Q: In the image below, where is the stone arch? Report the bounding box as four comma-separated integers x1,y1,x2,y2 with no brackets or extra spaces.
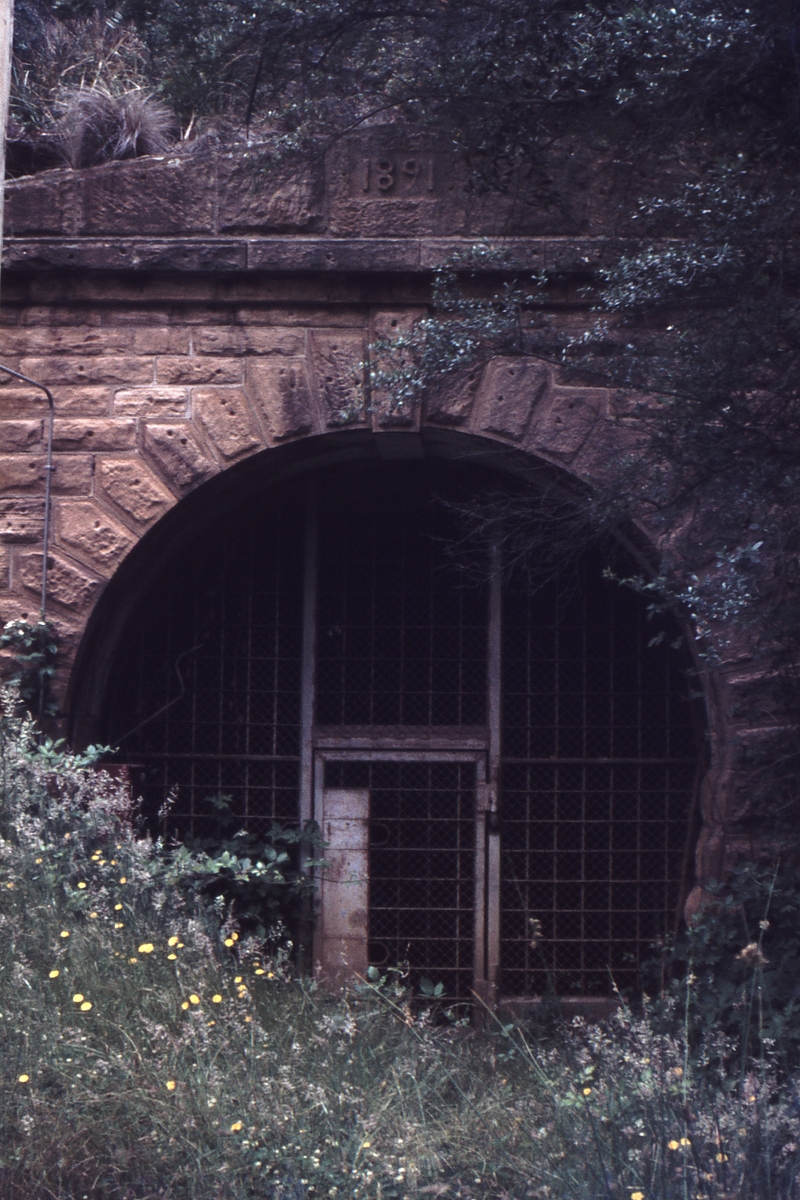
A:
66,419,660,744
66,424,712,1000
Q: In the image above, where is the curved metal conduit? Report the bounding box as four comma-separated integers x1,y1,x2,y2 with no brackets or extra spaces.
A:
0,364,55,618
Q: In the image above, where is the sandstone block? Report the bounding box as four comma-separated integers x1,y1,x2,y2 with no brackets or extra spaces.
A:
97,459,174,525
143,424,217,492
217,157,324,233
114,387,188,417
51,457,94,495
310,331,366,427
132,328,191,356
78,156,216,237
0,499,44,543
0,386,110,418
532,388,605,459
156,357,243,386
2,325,185,357
369,310,422,428
192,327,304,356
192,388,261,460
53,419,136,452
0,421,42,451
246,359,316,440
478,358,549,441
0,456,47,491
4,171,81,237
426,367,482,426
56,501,134,571
19,357,153,386
19,552,100,611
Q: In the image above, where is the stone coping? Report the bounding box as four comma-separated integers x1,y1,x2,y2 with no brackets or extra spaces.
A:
2,235,630,274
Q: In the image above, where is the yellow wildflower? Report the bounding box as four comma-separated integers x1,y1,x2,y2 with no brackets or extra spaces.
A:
167,953,177,961
72,993,84,1003
212,994,223,1004
114,922,124,929
114,904,123,911
230,1121,243,1132
583,1087,592,1096
77,882,87,890
230,932,239,941
681,1137,691,1146
244,1015,252,1023
80,1001,92,1011
177,942,185,948
254,968,265,976
166,1080,176,1091
716,1153,728,1163
5,882,13,889
234,976,243,984
18,1074,29,1083
668,1140,680,1150
189,994,200,1005
181,1001,189,1010
60,930,69,938
48,969,59,979
224,938,235,947
35,857,43,864
89,912,98,919
119,877,127,884
631,1193,644,1200
138,943,154,954
129,957,138,963
168,936,179,946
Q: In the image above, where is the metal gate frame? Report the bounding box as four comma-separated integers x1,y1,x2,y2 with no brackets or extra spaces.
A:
313,748,499,1003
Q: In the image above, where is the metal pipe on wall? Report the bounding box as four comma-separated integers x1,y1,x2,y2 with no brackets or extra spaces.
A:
0,364,55,618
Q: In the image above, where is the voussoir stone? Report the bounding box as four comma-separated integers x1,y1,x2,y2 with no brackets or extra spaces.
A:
310,331,366,427
97,459,174,525
246,359,316,440
18,551,99,611
478,357,550,442
143,423,217,491
192,388,261,460
56,501,134,572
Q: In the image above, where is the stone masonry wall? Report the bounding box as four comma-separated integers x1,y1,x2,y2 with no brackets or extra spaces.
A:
0,134,781,911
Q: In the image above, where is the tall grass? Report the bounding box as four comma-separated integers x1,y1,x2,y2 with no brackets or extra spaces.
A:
0,692,797,1199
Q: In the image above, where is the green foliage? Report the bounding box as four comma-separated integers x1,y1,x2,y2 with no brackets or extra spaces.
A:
655,861,800,1069
0,686,798,1196
0,619,59,718
174,792,324,940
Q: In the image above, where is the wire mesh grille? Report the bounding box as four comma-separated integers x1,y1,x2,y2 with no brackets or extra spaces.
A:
103,486,305,838
325,760,476,1001
500,553,699,995
316,466,487,727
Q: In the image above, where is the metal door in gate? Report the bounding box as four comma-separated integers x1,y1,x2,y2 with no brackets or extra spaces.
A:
314,751,498,1003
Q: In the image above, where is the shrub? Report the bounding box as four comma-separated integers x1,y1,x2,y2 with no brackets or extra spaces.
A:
0,687,798,1198
54,86,178,168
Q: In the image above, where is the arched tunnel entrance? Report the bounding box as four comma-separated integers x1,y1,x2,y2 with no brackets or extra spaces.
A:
70,438,704,1003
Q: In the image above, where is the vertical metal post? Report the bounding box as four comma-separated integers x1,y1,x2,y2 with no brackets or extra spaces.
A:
0,365,56,618
485,543,502,1000
297,478,318,973
299,478,317,828
475,543,502,1014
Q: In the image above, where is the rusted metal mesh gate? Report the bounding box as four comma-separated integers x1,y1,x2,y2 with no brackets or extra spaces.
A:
104,462,700,998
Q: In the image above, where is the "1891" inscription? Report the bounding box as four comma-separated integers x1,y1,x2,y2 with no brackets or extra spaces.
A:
353,155,436,198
